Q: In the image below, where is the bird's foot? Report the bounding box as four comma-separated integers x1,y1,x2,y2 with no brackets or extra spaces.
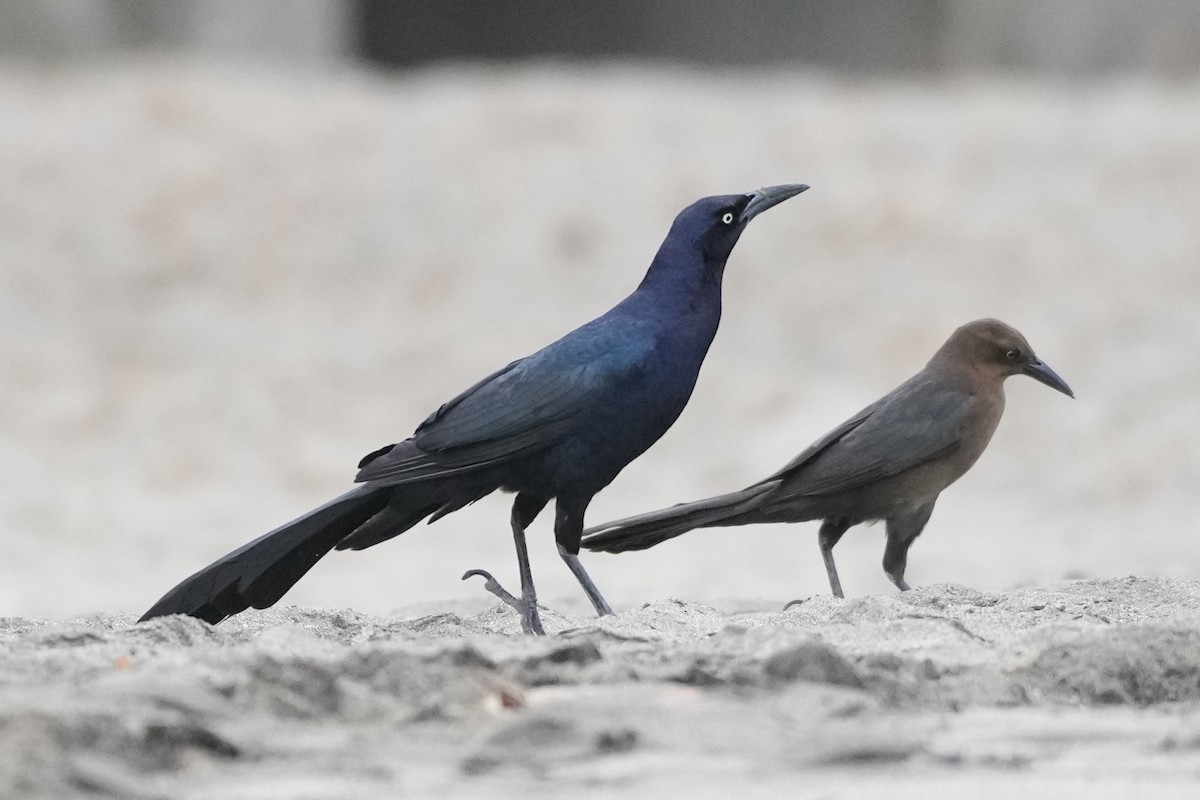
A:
462,569,546,635
783,589,844,610
461,568,520,606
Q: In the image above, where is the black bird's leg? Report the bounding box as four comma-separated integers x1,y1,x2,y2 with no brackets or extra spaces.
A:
786,517,851,608
882,502,936,592
555,497,614,617
462,493,549,634
817,517,852,599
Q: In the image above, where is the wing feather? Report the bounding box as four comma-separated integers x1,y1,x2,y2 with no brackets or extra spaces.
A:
356,337,652,485
764,374,975,498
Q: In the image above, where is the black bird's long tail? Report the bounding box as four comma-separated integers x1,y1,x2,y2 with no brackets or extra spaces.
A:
139,485,392,624
581,482,779,553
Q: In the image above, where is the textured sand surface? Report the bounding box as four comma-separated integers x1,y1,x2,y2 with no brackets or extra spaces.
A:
1,60,1199,796
4,579,1200,798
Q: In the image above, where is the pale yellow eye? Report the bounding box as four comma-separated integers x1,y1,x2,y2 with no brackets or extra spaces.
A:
721,212,734,224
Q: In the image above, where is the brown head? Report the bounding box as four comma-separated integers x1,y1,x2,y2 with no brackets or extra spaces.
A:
932,318,1074,397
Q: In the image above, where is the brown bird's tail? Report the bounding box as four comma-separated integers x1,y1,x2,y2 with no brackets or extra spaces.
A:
581,483,778,553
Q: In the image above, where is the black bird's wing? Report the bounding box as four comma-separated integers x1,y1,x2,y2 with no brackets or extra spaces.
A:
357,339,651,485
763,376,975,498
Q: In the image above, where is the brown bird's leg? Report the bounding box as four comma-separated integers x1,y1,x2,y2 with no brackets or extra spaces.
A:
462,493,550,634
785,516,850,608
882,502,936,592
554,497,614,617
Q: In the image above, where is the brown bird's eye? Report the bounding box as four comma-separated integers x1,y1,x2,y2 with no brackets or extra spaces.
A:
1005,350,1020,360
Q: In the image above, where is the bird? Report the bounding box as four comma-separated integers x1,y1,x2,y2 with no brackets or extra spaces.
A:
138,184,809,634
581,319,1073,600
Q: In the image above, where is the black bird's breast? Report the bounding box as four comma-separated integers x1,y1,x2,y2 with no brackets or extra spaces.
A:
505,306,718,497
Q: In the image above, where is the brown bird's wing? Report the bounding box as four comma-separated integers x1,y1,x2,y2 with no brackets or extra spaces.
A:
759,374,975,498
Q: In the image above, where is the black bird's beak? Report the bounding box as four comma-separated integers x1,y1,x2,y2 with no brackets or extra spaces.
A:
740,184,809,223
1022,359,1074,398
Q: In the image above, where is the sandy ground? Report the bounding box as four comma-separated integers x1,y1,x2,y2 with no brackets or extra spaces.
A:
1,59,1200,796
5,578,1200,798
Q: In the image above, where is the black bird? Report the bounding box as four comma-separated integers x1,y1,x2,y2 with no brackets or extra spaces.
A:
581,319,1073,599
139,184,809,634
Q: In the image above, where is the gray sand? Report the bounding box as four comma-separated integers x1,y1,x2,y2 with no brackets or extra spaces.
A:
2,61,1200,796
4,579,1200,798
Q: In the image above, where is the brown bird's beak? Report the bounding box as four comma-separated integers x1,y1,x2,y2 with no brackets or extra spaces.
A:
1022,359,1074,398
739,184,809,223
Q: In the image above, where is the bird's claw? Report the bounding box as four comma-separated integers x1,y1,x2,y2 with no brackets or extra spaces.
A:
783,598,805,610
462,568,545,635
462,568,521,608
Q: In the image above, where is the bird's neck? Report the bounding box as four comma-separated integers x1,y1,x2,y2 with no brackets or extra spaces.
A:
635,238,726,304
927,346,1008,407
627,273,723,336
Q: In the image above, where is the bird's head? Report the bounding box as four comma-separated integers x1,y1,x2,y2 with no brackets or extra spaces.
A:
950,318,1074,397
665,184,809,266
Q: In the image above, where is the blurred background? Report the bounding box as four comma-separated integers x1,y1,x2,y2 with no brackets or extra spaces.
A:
6,0,1200,72
1,1,1198,618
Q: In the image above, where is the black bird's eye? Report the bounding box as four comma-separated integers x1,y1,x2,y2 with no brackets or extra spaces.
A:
720,212,734,225
1005,349,1020,361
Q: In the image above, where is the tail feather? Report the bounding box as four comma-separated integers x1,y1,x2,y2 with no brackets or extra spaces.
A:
329,504,435,553
333,483,492,551
581,482,778,553
139,485,389,624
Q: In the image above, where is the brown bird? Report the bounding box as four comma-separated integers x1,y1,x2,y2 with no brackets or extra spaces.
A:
581,319,1073,599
